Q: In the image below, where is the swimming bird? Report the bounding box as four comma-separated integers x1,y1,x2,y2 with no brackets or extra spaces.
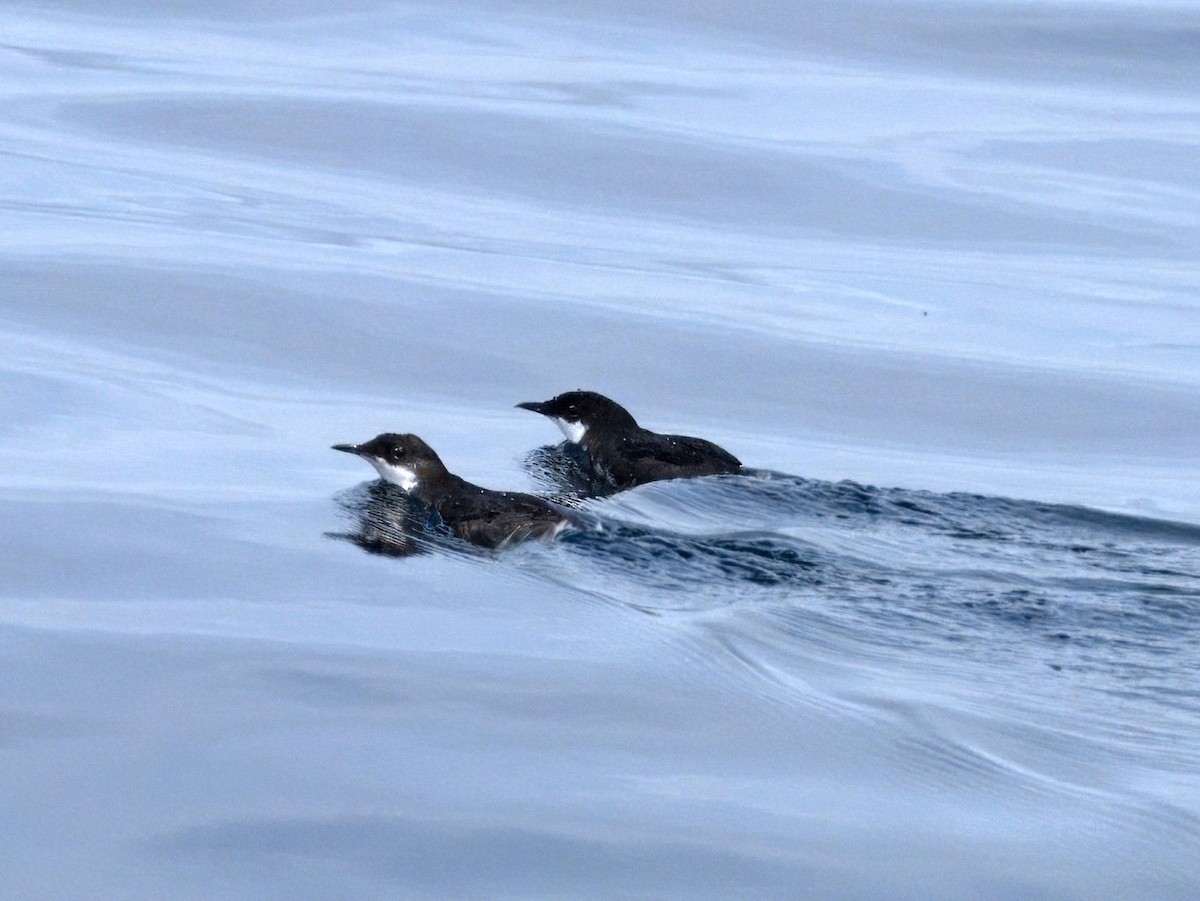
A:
333,433,570,549
516,390,742,491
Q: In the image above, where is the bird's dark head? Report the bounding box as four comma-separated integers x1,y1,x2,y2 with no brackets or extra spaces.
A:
516,390,638,444
332,433,448,491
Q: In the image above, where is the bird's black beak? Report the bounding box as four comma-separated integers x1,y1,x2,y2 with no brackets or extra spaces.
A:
516,401,547,415
332,443,363,455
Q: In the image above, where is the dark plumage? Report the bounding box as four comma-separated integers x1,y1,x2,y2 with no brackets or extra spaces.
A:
332,433,569,549
516,390,742,491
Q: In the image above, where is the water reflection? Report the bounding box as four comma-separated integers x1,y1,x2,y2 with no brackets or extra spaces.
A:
329,482,438,558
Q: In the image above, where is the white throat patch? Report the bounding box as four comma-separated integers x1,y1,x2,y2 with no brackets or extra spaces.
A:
554,418,587,444
368,458,419,491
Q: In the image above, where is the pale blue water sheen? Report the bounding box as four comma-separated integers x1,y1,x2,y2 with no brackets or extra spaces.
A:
2,1,1199,898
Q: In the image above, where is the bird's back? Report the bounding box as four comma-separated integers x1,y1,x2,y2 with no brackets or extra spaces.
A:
432,477,569,548
594,429,741,489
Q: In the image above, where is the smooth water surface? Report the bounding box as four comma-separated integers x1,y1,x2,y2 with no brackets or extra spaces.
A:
2,1,1199,897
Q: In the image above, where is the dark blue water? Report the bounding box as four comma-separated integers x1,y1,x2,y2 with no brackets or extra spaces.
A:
339,456,1200,716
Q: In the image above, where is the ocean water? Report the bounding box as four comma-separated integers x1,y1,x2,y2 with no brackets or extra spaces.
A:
2,1,1199,897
